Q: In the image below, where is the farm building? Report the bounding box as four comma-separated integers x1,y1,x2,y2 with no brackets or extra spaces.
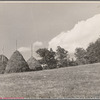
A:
5,50,30,73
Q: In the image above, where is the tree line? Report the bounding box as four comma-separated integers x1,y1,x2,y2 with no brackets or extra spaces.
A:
75,37,100,65
36,46,77,70
35,37,100,70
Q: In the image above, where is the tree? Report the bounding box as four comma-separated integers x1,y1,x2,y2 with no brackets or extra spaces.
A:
36,48,48,65
93,38,100,62
86,38,100,64
74,48,88,65
36,48,57,69
86,43,97,63
56,46,69,67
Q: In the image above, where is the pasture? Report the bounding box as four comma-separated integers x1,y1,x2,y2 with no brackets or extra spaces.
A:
0,63,100,98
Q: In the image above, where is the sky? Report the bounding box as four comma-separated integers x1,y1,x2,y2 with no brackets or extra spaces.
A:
0,2,100,60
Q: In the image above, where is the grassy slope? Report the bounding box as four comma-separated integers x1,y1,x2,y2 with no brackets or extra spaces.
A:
0,63,100,98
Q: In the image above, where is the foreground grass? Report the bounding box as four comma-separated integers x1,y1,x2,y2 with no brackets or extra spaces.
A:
0,63,100,98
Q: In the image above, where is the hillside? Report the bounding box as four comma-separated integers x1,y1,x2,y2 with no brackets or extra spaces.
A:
0,63,100,98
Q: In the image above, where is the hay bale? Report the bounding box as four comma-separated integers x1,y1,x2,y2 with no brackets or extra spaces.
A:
27,56,42,71
0,55,8,74
5,50,30,73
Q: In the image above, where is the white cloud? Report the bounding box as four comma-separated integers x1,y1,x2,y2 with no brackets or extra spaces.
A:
18,41,43,53
48,14,100,53
33,41,43,47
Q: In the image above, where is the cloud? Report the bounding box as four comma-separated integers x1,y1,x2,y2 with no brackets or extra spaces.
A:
33,41,43,47
18,41,43,52
48,14,100,53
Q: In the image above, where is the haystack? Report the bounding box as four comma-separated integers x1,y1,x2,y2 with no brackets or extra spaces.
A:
5,50,30,73
27,56,42,71
0,55,8,74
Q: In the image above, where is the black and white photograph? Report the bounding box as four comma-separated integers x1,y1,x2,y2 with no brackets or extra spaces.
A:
0,1,100,99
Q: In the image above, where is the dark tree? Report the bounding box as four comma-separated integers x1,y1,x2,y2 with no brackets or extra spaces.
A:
86,38,100,63
56,46,69,67
36,48,57,69
74,48,88,65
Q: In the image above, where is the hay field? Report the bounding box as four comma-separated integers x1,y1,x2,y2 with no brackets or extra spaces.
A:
0,63,100,98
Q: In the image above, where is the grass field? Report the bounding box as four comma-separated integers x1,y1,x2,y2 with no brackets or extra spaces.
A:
0,63,100,98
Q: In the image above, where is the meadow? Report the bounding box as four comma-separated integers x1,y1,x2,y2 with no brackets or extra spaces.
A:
0,63,100,98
